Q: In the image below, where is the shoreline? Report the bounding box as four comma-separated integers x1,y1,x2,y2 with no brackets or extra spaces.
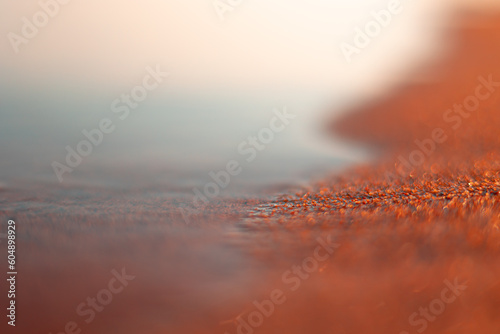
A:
2,8,500,334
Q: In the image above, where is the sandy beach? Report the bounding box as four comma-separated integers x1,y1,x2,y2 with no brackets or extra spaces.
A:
1,5,500,334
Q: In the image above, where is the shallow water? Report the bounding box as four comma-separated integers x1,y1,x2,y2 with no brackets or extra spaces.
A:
0,87,368,198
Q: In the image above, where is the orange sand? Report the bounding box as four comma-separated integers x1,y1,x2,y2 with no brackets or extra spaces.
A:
243,10,500,334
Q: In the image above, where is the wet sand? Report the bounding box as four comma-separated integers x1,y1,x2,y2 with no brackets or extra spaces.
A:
2,10,500,334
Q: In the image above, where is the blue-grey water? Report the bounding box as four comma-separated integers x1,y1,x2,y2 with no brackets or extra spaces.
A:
0,84,368,197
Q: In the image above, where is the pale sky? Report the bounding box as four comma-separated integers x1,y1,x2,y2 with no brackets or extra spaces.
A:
1,0,499,96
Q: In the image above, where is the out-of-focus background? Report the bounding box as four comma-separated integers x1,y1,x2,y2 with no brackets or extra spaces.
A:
2,0,497,193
